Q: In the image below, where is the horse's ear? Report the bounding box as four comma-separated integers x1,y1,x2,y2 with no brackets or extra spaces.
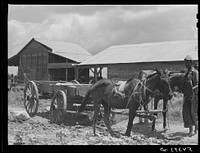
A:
184,71,189,79
156,68,161,76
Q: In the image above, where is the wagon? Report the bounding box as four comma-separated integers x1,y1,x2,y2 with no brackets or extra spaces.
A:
24,80,93,124
24,79,166,125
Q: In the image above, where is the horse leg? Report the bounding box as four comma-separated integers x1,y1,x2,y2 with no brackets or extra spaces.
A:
152,97,159,132
162,97,168,130
138,106,143,123
93,103,101,136
144,104,149,123
101,102,116,136
125,99,140,137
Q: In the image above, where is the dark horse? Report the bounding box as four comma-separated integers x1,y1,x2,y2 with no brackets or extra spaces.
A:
77,70,173,137
151,70,194,131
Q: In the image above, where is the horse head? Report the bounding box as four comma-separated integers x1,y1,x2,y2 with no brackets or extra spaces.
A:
155,69,173,100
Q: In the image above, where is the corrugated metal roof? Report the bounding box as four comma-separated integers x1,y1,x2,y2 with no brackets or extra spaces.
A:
35,38,92,62
79,40,198,66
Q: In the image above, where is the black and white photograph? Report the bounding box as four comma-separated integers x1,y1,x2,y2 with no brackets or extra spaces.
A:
7,4,198,147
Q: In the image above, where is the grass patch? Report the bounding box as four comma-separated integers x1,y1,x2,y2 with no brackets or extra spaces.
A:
8,90,24,108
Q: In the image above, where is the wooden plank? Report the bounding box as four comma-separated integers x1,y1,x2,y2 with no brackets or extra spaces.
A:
111,109,167,115
136,109,168,113
65,110,88,116
47,63,73,69
73,103,93,107
135,114,157,121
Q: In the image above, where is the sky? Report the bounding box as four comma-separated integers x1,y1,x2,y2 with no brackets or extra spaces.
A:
8,5,197,74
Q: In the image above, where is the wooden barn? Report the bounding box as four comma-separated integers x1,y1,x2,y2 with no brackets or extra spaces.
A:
78,40,198,82
8,38,92,83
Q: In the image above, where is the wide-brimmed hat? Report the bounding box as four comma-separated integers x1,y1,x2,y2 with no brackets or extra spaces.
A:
184,55,193,61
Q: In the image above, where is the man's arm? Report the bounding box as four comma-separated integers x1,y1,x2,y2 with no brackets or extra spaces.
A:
193,70,198,86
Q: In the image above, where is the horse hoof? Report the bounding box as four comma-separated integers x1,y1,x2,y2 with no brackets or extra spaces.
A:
122,132,130,137
152,129,157,133
188,132,195,137
163,127,168,131
111,132,120,138
93,133,99,137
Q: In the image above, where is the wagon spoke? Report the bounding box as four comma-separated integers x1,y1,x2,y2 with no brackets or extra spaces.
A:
57,95,61,109
27,84,31,92
31,85,34,94
25,91,31,97
27,102,32,113
57,94,60,105
26,100,31,109
60,97,64,109
28,83,32,94
26,85,32,95
50,110,54,123
54,99,57,109
31,83,34,95
31,100,36,113
30,102,33,113
26,88,31,95
54,110,59,123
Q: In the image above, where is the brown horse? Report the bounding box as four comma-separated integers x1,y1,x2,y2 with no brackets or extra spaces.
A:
152,70,194,131
78,69,173,137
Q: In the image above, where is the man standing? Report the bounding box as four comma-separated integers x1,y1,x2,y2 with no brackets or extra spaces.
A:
183,55,198,136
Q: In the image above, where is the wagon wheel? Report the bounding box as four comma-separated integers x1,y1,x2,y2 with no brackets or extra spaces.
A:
24,81,39,117
71,80,80,84
50,90,67,125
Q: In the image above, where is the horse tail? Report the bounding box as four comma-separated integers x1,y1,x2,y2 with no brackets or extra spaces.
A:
78,89,91,113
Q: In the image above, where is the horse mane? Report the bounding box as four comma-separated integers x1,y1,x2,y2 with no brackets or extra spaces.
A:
126,77,134,83
146,72,157,79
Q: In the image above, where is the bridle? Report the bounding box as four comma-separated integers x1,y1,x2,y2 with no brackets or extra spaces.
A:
124,74,163,109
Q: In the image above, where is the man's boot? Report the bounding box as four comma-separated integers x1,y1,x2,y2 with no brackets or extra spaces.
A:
194,123,198,134
188,126,194,137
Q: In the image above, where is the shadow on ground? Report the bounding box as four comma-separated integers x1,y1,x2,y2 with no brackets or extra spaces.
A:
130,122,189,141
36,111,92,126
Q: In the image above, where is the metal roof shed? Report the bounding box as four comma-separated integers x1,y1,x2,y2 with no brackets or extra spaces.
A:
78,40,198,81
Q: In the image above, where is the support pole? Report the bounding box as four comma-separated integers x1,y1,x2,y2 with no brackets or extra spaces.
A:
94,67,98,82
75,66,79,81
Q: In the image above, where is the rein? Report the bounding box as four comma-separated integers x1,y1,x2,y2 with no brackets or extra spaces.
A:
124,77,158,110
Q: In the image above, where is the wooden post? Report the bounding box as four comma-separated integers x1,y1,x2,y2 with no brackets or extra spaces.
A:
36,53,38,80
94,67,97,82
65,68,68,81
75,66,79,81
100,68,102,78
41,53,43,80
97,68,102,78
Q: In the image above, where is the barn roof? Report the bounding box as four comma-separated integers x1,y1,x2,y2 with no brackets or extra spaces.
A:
34,38,92,63
79,40,198,66
8,38,92,66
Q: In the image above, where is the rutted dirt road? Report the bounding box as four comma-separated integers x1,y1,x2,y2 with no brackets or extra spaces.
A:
8,90,198,146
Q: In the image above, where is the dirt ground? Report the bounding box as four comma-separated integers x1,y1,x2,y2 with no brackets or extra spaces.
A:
7,89,198,146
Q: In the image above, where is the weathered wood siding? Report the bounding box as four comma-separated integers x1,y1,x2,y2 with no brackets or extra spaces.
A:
108,61,187,82
18,39,89,83
19,40,49,82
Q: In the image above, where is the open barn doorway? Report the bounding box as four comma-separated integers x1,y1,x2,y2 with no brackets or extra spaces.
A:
48,68,66,81
67,68,75,81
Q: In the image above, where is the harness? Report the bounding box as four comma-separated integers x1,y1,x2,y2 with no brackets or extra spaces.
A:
124,78,158,110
